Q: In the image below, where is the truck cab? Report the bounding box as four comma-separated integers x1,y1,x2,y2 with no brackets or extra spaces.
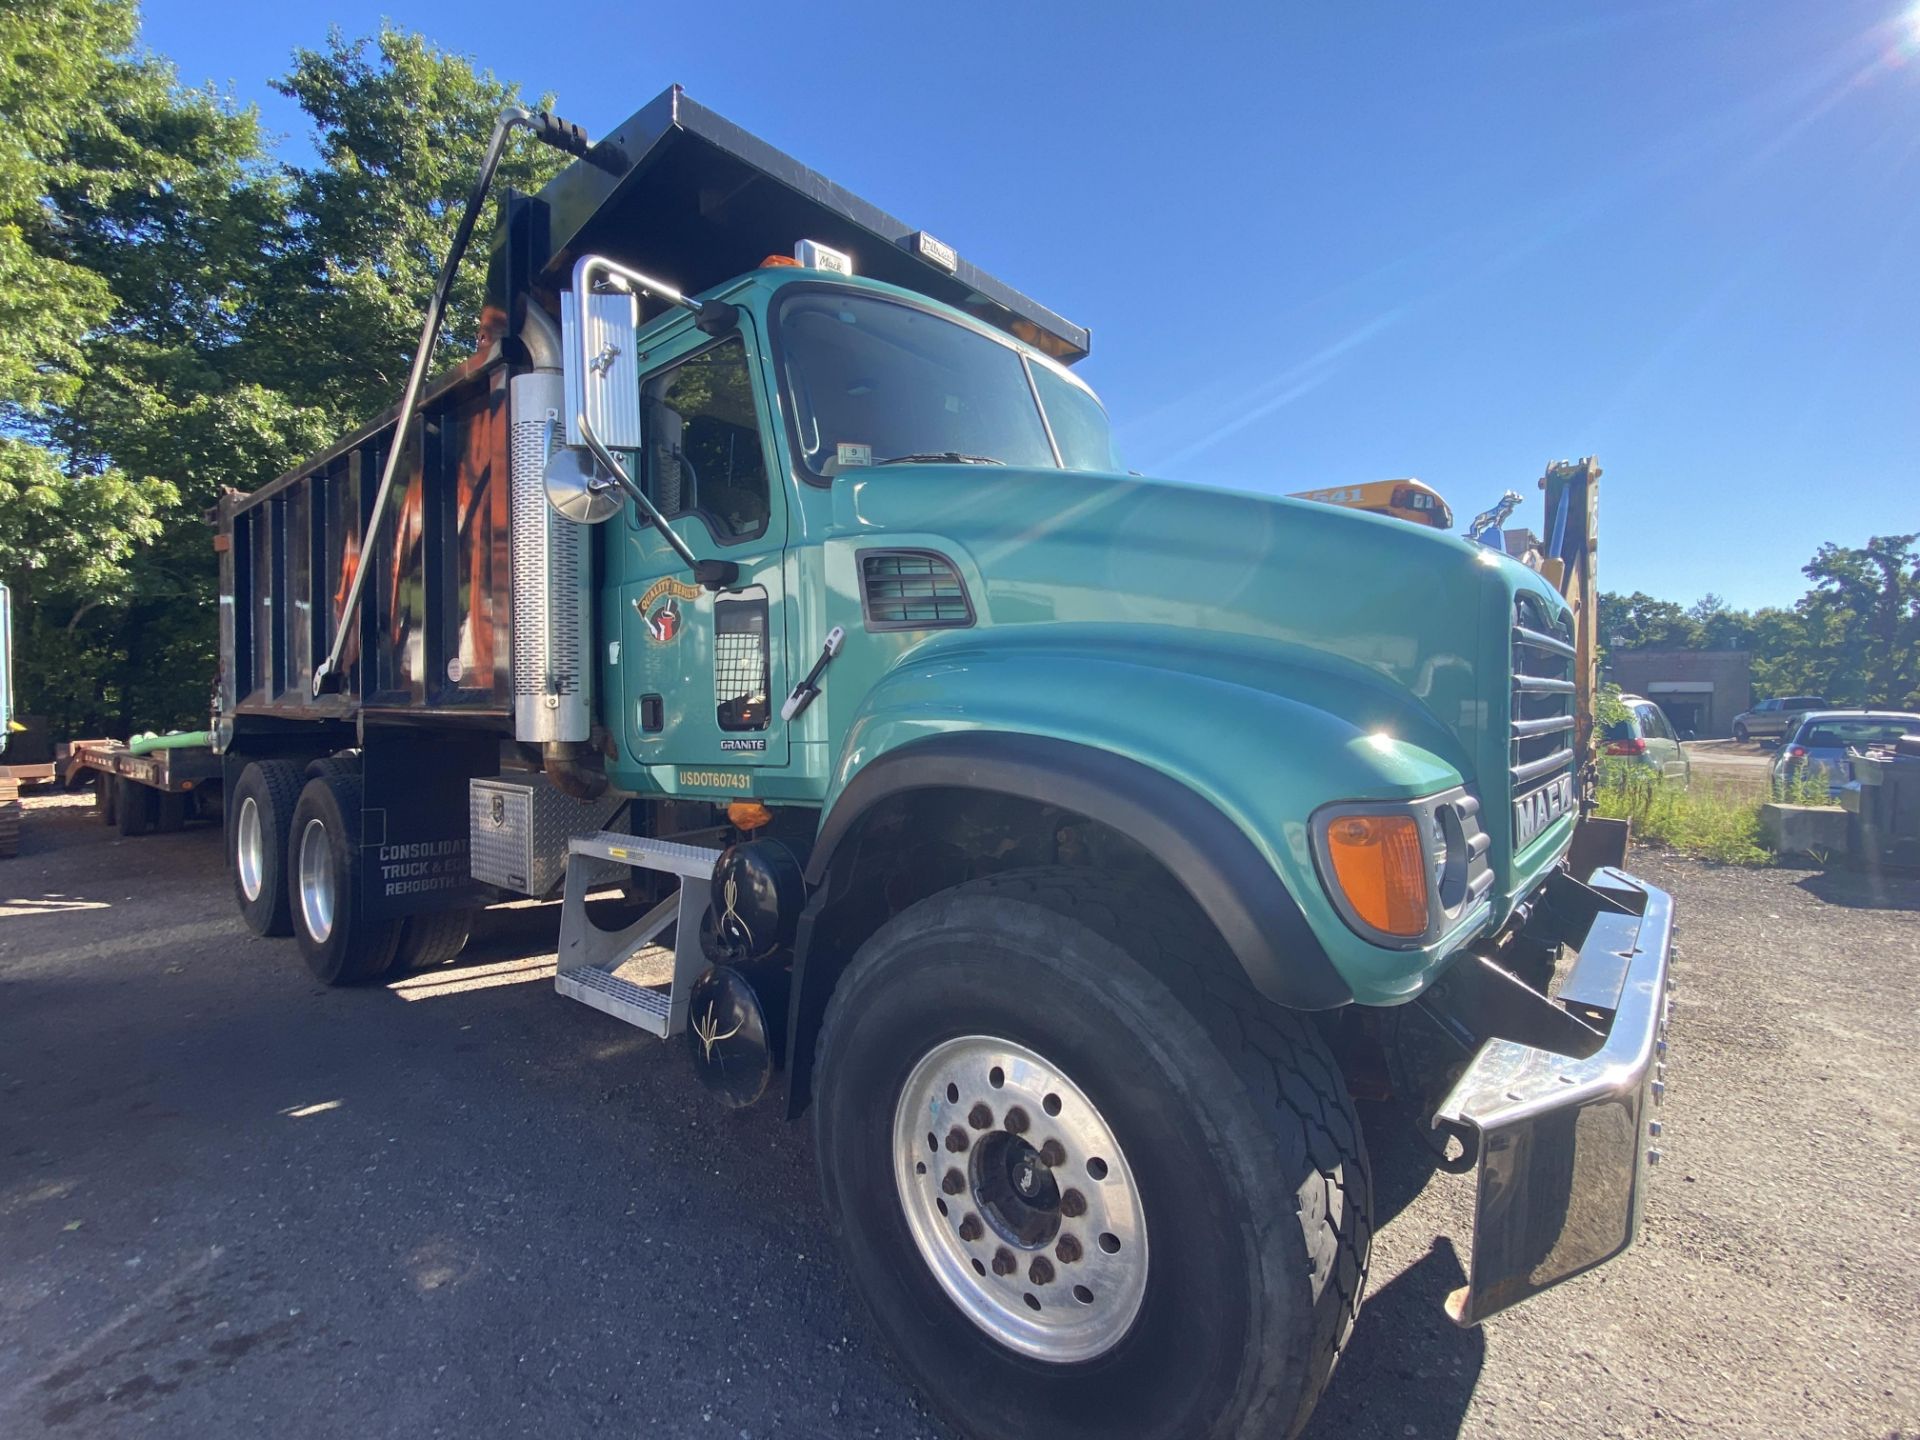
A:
217,86,1675,1440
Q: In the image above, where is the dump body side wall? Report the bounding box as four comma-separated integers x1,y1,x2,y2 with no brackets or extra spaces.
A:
220,359,516,729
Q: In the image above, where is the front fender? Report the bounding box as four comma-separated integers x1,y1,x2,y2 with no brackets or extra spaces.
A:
820,625,1485,1006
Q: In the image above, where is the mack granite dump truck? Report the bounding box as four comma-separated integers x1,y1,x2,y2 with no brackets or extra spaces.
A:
215,87,1675,1439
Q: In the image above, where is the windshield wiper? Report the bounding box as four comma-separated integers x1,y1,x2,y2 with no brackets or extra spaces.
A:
875,452,1005,466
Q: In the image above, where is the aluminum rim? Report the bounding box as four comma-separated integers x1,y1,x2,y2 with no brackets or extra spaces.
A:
236,796,265,903
296,817,334,943
891,1035,1148,1363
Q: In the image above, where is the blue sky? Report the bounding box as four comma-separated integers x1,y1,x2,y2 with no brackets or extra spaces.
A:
143,0,1920,610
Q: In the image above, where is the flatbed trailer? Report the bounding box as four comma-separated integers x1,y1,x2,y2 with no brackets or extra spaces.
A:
67,738,223,838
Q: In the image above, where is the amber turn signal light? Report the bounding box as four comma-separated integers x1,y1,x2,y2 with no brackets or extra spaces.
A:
1323,813,1429,938
728,799,774,831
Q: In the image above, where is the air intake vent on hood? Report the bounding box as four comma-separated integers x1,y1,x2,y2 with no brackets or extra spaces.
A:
860,550,974,631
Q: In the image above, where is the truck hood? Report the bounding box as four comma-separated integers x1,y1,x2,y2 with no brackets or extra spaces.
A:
830,464,1548,784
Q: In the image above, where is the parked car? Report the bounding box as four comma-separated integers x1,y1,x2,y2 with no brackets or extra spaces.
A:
1602,694,1692,786
1772,710,1920,799
1732,694,1829,743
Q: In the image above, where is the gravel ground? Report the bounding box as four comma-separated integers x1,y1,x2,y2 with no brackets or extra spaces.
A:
1,793,1916,1438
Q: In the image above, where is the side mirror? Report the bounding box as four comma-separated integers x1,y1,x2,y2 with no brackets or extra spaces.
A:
544,447,623,525
562,281,642,452
552,254,739,591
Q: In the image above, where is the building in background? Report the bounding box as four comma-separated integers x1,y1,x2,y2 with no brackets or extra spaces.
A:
1605,649,1752,739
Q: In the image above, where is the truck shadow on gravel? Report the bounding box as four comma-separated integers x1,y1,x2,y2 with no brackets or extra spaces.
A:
1301,1237,1482,1440
1298,1101,1485,1439
1793,866,1920,911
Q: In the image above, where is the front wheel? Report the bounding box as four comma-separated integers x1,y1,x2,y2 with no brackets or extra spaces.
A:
813,870,1370,1440
1733,722,1749,743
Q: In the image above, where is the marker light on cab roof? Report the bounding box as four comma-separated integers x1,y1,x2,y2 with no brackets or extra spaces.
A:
795,239,853,276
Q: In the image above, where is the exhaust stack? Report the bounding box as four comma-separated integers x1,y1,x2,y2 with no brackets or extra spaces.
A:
508,306,592,749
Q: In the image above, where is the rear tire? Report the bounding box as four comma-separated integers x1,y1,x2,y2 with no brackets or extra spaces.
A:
155,790,189,833
813,868,1370,1440
288,772,401,985
230,760,303,937
115,777,155,837
393,907,474,971
94,773,116,826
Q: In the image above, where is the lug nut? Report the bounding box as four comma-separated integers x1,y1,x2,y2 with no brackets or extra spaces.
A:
942,1168,965,1196
1647,1148,1663,1166
945,1126,970,1153
958,1213,983,1242
1039,1139,1066,1168
1060,1188,1087,1218
1004,1106,1030,1135
1648,1120,1663,1138
992,1247,1016,1276
1651,1080,1665,1104
1055,1234,1083,1265
1028,1257,1055,1286
968,1103,994,1130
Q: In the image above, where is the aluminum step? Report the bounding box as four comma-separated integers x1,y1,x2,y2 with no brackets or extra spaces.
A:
570,830,721,879
553,831,722,1037
554,964,675,1034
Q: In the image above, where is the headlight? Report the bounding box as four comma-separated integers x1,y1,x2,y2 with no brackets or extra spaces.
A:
1312,788,1491,948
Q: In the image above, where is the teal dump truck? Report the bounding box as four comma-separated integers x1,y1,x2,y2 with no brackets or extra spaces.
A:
216,87,1674,1440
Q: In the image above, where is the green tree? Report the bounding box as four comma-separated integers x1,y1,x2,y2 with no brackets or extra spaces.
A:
2,8,563,735
0,0,273,733
1597,591,1702,652
259,28,563,425
1799,534,1920,707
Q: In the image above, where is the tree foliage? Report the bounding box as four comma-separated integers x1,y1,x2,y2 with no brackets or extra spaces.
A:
0,3,560,735
1603,533,1920,710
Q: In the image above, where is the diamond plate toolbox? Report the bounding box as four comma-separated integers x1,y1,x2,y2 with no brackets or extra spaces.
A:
470,775,624,896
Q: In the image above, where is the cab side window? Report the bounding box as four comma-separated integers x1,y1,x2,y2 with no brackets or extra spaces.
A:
640,338,770,543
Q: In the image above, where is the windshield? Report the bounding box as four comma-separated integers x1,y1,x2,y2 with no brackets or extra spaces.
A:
775,290,1120,478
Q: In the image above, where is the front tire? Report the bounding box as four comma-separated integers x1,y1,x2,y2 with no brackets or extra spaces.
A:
1734,722,1749,743
288,772,401,985
813,869,1370,1440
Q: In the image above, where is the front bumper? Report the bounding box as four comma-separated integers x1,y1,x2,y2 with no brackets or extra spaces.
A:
1432,866,1674,1326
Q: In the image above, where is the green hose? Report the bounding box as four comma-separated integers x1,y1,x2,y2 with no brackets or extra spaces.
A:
127,730,211,756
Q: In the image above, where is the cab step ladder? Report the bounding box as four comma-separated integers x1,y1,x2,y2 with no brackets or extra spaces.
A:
554,831,721,1037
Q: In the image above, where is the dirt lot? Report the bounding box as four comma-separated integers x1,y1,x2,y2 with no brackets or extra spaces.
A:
2,793,1917,1439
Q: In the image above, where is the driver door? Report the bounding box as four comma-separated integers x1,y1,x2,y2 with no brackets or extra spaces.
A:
615,323,789,772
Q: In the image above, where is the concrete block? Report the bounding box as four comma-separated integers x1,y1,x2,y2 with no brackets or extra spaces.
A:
1760,802,1849,855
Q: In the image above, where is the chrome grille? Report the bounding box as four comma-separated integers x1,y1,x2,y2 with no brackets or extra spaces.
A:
1511,592,1577,820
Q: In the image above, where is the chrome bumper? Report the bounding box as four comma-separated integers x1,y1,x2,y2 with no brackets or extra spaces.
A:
1433,866,1673,1326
